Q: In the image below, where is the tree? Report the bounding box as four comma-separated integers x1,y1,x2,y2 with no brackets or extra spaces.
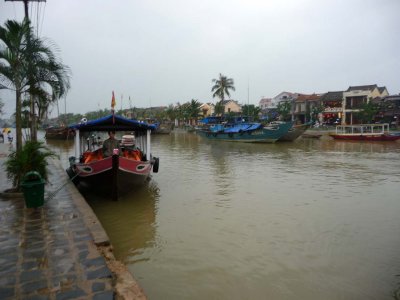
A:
211,73,235,102
165,104,177,121
0,19,31,151
214,101,225,116
0,19,70,150
242,104,261,121
276,101,292,121
309,103,324,123
356,100,379,124
186,99,201,124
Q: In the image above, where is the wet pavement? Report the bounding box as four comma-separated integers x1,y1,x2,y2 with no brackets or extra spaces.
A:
0,142,115,299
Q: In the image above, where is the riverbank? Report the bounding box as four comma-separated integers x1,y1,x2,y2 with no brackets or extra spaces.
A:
0,142,146,299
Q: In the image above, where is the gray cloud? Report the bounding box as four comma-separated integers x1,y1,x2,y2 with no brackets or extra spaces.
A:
1,0,399,117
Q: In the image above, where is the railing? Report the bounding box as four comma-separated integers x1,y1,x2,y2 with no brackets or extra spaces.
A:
335,123,390,135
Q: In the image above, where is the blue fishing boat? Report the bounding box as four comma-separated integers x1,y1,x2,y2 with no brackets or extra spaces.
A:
197,121,293,143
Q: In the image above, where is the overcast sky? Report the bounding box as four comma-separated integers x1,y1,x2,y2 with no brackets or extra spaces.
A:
1,0,399,118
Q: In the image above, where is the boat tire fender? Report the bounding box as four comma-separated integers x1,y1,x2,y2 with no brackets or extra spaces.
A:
66,167,80,184
153,157,160,173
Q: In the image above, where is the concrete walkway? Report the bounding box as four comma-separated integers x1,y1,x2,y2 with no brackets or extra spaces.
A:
0,142,145,299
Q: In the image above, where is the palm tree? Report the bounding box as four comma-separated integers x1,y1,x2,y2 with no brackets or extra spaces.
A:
0,20,31,151
0,19,70,150
24,23,70,141
187,99,201,125
211,73,235,103
165,104,177,122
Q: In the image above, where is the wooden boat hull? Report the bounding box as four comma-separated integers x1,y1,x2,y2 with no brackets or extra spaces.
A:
330,134,400,141
278,124,309,141
45,127,75,140
197,122,293,143
67,155,153,195
301,133,322,139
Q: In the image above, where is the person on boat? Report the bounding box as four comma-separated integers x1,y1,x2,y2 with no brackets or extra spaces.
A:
102,131,120,157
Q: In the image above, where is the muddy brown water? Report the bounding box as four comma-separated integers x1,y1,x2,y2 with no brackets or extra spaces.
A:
43,130,400,300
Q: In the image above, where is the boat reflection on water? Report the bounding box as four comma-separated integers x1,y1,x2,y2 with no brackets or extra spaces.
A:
82,181,160,261
299,136,400,153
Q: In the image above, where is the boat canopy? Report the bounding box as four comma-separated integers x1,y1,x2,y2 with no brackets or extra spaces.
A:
224,123,262,133
200,116,224,124
69,115,156,132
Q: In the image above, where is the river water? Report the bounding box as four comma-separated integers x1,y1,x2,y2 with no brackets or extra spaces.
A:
44,131,400,300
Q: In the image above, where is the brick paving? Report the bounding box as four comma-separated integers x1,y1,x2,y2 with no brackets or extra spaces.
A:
0,142,115,299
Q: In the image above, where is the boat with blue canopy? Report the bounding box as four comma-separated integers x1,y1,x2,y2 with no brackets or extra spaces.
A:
66,114,159,200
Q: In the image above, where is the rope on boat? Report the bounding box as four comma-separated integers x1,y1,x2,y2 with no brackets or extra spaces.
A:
45,171,81,201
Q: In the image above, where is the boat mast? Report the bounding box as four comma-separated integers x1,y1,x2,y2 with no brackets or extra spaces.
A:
247,79,250,121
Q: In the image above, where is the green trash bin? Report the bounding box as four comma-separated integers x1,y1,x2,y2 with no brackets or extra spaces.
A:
20,171,45,208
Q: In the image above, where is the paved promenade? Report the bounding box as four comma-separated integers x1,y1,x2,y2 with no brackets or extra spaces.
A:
0,142,145,299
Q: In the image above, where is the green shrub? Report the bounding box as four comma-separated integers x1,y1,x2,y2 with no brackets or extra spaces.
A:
4,141,57,191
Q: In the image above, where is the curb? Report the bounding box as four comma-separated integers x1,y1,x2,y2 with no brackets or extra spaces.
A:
49,158,147,299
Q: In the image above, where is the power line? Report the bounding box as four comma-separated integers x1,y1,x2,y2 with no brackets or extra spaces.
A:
5,0,46,21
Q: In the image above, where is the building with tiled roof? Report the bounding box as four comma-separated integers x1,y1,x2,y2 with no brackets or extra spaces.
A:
343,84,389,124
294,94,323,123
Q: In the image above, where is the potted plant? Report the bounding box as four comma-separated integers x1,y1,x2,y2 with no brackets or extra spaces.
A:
3,141,57,193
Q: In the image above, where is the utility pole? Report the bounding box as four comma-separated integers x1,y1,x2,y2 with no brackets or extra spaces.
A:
5,0,46,20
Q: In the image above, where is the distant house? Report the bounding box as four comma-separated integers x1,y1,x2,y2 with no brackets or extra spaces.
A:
294,94,322,124
343,84,389,124
200,103,214,117
221,100,241,114
259,97,273,111
320,91,344,125
271,92,297,109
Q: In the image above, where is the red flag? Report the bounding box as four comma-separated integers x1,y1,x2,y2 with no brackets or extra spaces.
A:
111,91,116,124
111,91,116,110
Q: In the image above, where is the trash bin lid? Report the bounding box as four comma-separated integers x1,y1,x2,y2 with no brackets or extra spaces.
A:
23,171,43,182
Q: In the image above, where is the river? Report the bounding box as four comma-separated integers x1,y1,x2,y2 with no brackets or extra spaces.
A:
44,130,400,300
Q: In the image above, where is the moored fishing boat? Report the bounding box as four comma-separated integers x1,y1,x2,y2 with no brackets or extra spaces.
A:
66,114,159,200
197,121,293,143
153,122,174,134
45,126,75,140
330,123,400,141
